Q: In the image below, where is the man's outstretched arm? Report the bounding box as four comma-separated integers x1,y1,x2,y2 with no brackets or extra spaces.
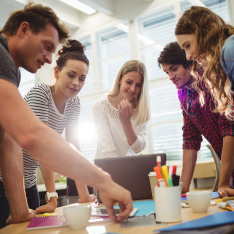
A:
0,79,133,222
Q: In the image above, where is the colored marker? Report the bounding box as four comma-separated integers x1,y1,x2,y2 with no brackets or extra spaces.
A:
172,165,177,177
161,165,169,187
153,166,166,187
157,156,161,168
167,177,173,187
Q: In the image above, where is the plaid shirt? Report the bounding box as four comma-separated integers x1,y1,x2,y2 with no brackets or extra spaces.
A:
178,79,234,159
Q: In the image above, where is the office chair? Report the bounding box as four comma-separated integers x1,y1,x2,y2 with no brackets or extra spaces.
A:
206,144,221,192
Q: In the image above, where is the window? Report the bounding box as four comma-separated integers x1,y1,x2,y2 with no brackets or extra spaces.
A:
137,5,177,80
135,0,229,160
78,96,97,161
78,36,95,96
180,0,229,23
75,0,231,161
96,23,130,91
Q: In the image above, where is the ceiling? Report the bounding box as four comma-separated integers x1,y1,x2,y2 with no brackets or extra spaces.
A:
0,0,155,32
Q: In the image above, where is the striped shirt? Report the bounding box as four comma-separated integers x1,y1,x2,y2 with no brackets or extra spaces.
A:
0,83,80,188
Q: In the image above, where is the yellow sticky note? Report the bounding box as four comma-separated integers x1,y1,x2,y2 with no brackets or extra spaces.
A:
43,213,56,217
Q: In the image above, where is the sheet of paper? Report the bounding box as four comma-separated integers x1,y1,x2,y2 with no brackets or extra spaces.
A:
120,215,159,228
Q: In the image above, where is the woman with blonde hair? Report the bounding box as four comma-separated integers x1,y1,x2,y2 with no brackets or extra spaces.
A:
92,60,150,158
175,6,234,119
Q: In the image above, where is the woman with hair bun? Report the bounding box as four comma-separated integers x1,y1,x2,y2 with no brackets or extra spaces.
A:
92,60,150,159
0,39,96,219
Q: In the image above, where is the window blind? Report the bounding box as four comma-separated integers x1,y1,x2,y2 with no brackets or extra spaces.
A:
180,0,229,23
96,23,130,91
137,6,177,80
78,96,97,161
78,36,95,96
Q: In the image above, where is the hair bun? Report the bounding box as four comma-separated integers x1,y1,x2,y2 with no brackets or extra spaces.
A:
58,39,85,56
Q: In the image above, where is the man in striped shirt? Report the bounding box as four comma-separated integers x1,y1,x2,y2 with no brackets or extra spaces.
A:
158,42,234,197
0,2,132,228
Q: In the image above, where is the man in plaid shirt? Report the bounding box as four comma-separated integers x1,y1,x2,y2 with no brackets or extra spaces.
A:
158,42,234,197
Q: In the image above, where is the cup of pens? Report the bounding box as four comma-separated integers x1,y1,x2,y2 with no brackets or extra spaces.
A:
154,165,182,223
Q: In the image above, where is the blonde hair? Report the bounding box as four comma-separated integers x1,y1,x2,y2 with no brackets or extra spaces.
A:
175,6,234,119
109,60,150,125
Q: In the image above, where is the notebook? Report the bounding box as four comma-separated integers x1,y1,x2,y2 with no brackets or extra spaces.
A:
94,154,166,202
26,215,68,230
27,214,112,230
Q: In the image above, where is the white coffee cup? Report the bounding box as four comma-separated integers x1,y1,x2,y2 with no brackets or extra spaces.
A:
58,204,91,229
186,191,211,213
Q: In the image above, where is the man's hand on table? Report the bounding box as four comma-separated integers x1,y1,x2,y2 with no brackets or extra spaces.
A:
218,186,234,197
6,208,35,225
35,197,57,214
99,182,133,223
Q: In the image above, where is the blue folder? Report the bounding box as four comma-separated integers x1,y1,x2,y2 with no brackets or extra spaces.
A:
155,211,234,232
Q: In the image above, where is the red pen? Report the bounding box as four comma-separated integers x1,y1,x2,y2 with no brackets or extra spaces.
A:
153,166,166,187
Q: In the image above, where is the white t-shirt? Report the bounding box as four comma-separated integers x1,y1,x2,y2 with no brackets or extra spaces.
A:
92,95,147,159
0,83,80,188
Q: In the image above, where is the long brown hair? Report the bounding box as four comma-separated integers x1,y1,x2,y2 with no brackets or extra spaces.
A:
175,6,234,119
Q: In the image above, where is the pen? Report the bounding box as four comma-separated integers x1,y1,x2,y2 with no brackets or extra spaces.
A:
153,166,166,187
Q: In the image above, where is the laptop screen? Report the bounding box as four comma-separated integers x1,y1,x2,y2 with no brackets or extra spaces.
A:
94,154,166,202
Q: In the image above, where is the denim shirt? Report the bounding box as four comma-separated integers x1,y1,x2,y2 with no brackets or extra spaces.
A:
220,34,234,91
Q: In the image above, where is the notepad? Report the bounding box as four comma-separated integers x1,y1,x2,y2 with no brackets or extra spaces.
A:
26,215,68,230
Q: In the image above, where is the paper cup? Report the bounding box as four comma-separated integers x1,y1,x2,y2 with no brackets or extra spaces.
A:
155,186,182,222
148,172,158,200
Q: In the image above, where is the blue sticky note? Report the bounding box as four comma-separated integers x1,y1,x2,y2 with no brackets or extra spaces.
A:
114,200,155,216
155,212,234,232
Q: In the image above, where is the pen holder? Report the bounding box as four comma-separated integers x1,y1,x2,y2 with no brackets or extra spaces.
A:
155,186,181,223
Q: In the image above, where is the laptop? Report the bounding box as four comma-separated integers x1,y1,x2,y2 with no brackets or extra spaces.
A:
94,153,166,202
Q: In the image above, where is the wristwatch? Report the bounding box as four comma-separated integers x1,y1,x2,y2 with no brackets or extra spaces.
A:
45,192,58,203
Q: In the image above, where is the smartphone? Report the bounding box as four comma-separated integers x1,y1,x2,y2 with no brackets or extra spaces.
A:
91,208,120,216
91,207,138,217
